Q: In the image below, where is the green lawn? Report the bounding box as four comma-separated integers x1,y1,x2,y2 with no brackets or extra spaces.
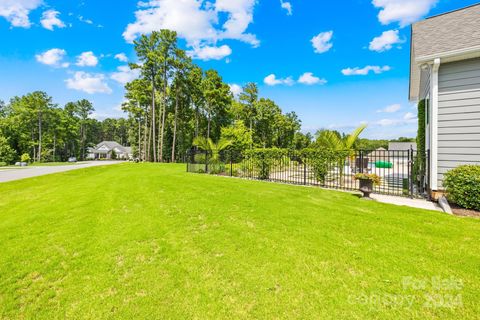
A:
0,163,479,319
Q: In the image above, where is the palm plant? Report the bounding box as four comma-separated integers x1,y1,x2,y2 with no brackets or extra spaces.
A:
193,137,232,163
316,124,367,185
317,124,367,151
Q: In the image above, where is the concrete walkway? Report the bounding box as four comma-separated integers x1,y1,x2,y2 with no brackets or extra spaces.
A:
371,193,442,212
0,161,122,183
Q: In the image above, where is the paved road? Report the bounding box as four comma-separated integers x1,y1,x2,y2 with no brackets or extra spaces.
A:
0,161,122,183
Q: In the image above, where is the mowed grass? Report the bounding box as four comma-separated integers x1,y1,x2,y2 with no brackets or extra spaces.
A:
0,163,479,319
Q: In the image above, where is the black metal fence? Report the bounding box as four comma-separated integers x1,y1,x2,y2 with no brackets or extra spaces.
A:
186,149,429,198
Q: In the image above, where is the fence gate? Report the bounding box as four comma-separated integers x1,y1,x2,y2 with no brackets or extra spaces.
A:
187,149,429,198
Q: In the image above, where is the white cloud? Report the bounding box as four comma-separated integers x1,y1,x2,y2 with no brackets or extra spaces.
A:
110,66,140,85
229,84,242,97
342,65,391,76
187,45,232,61
377,103,401,113
65,71,112,94
123,0,259,55
264,74,294,86
298,72,327,85
372,0,438,27
403,112,417,120
76,51,99,67
280,0,292,15
0,0,42,28
369,29,404,52
377,113,417,127
78,15,93,24
114,53,128,62
311,31,333,54
35,48,69,68
40,9,65,31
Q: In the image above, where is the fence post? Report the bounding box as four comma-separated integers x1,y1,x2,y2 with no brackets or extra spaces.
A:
303,157,307,185
205,152,208,174
409,147,414,198
230,151,233,177
359,150,363,174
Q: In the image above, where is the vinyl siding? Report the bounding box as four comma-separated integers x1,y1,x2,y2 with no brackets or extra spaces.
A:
437,58,480,188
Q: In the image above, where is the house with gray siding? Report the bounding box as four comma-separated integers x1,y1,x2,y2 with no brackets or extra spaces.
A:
410,3,480,195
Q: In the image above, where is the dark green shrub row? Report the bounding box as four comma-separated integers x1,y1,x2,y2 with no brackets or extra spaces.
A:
243,148,349,182
443,165,480,211
301,148,349,183
244,148,288,179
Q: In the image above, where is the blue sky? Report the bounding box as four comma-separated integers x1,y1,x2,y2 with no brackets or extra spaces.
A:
0,0,478,139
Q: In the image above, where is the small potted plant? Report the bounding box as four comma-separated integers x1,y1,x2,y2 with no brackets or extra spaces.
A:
354,173,381,199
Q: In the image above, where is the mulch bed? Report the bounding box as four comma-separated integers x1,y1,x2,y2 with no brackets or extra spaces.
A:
450,204,480,218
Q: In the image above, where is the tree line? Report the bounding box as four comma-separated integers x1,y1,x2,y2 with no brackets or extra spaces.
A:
0,94,131,163
121,29,310,163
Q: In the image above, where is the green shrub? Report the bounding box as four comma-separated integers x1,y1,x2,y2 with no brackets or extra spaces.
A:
0,161,7,167
21,153,31,163
194,153,207,164
414,99,426,186
0,136,17,164
244,148,288,180
443,165,480,211
301,148,349,184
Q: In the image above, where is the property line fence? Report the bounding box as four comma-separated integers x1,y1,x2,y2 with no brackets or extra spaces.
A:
186,149,429,198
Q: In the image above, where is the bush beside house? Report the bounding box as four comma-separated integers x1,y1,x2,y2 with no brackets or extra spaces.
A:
443,165,480,211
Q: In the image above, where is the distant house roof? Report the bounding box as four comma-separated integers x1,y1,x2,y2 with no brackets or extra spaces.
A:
89,141,132,154
409,4,480,101
388,142,417,151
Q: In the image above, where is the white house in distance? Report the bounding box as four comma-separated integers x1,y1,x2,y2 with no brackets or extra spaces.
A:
87,141,132,160
409,3,480,195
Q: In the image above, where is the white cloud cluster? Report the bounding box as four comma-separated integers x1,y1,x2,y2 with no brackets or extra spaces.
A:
376,112,417,127
123,0,258,60
187,45,232,61
264,74,294,86
264,72,326,86
342,65,391,76
369,29,404,52
76,51,99,67
114,53,128,62
377,104,401,113
298,72,327,85
65,71,112,94
111,66,140,85
311,31,333,54
280,0,292,16
35,48,69,68
40,10,65,31
0,0,42,28
372,0,438,27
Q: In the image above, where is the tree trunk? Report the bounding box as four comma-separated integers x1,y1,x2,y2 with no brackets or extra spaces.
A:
138,119,141,160
53,133,56,162
207,113,211,140
151,80,157,162
159,81,167,162
38,111,42,162
157,99,162,162
195,103,199,139
143,116,148,161
171,87,179,162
